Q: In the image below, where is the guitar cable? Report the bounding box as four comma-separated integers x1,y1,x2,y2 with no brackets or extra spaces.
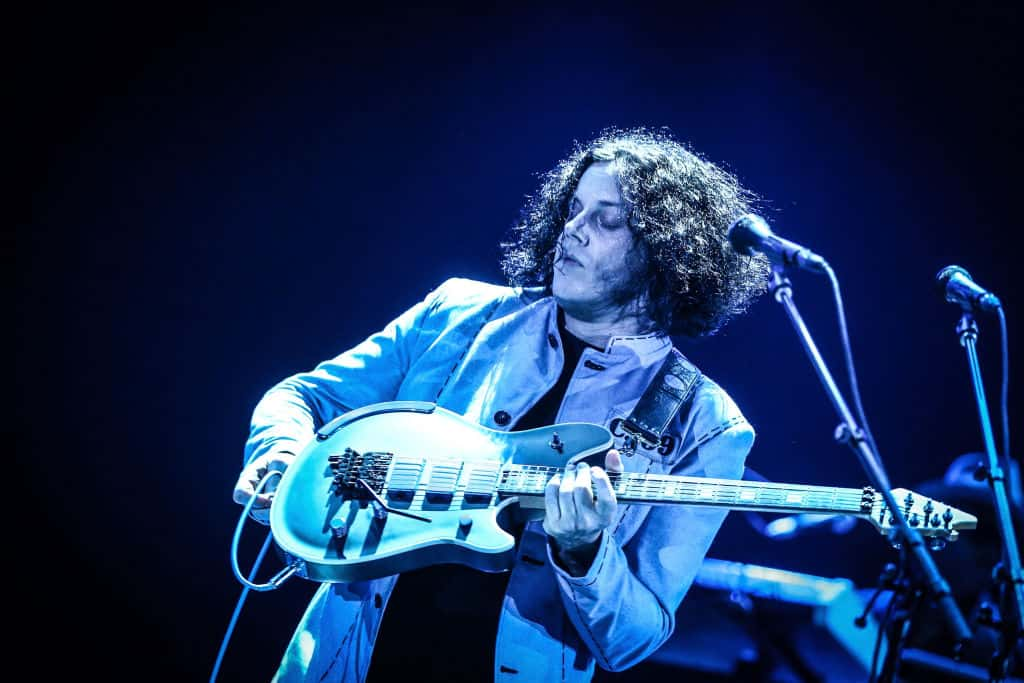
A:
209,529,274,683
210,471,284,682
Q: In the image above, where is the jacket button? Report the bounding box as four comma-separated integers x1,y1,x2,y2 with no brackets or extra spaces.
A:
547,333,559,349
494,410,511,426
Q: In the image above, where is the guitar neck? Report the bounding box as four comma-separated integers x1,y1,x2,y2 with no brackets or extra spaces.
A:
499,465,872,516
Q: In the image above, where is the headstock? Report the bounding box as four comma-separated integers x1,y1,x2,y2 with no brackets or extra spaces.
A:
864,487,978,549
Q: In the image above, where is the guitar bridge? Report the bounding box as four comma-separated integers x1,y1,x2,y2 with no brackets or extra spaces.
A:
328,448,390,499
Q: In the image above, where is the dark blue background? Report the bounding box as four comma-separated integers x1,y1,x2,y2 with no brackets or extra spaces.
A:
17,2,1020,680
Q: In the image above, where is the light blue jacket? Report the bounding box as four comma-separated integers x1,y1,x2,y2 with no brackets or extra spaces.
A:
244,277,755,682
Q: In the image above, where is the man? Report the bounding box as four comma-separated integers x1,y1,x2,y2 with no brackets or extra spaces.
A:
234,127,769,682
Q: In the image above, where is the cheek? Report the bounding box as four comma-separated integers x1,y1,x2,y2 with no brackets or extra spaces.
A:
595,242,636,281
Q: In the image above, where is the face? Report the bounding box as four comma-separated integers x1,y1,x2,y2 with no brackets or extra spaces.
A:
552,162,644,322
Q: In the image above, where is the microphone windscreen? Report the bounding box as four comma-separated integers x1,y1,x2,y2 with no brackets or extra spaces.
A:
728,214,772,256
935,265,971,294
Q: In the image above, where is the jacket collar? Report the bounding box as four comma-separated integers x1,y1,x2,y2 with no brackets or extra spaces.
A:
532,296,672,362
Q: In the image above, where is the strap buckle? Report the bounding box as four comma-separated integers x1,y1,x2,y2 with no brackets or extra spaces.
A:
618,419,662,453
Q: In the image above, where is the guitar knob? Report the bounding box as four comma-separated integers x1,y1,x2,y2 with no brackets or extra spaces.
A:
459,514,473,530
330,518,348,540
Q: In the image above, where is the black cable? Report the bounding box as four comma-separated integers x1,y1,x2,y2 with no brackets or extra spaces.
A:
886,572,928,683
824,261,906,682
997,307,1015,503
872,549,912,683
824,262,879,455
871,573,900,683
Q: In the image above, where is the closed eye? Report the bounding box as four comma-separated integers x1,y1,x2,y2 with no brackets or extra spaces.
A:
598,210,625,229
567,195,626,229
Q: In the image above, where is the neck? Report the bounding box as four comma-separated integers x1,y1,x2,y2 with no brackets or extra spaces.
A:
560,306,653,349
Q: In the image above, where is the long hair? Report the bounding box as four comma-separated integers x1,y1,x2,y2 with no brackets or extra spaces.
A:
500,127,769,337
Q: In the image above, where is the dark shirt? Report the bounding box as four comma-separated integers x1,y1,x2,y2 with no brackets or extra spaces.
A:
513,310,600,431
366,311,597,683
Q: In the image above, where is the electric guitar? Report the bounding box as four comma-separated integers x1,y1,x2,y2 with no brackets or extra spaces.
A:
268,401,977,583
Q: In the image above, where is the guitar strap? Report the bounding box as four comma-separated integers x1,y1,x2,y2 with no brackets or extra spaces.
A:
618,348,702,454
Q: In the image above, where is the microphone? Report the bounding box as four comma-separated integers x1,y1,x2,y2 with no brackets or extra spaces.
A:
935,265,1001,312
728,214,828,273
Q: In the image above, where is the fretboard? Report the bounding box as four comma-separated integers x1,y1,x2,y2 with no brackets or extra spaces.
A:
498,465,870,516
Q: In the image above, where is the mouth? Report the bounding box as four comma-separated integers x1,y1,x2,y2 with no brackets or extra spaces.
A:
558,254,582,268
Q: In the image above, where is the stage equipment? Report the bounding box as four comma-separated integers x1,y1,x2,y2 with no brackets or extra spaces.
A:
727,214,974,677
644,558,888,682
936,265,1002,313
728,213,828,274
936,265,1021,682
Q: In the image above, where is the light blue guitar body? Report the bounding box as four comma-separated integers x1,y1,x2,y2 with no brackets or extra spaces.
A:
269,401,614,583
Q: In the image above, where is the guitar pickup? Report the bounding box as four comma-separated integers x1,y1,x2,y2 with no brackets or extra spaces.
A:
424,460,462,505
385,457,425,503
463,462,500,506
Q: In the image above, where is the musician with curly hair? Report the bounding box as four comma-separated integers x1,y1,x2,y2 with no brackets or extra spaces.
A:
234,127,769,682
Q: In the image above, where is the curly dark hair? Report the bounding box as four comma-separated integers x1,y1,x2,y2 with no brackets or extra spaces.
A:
500,127,770,337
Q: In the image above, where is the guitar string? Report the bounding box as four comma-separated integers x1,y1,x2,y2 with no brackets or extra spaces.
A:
352,487,965,526
350,461,872,497
347,461,867,490
331,481,869,512
341,464,869,499
318,485,960,528
331,462,952,516
317,493,959,534
343,467,869,507
350,471,867,500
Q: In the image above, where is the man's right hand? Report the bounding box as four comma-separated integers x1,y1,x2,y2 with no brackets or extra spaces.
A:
232,451,296,525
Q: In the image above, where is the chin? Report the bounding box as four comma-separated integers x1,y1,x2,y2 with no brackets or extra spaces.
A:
551,279,576,304
552,290,593,316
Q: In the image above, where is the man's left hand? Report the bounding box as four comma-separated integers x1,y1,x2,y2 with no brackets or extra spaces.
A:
543,449,623,575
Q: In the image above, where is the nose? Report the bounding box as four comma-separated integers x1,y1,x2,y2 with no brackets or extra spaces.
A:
564,211,588,245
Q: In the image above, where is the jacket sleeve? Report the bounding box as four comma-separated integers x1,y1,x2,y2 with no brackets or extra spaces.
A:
546,388,755,672
242,281,451,466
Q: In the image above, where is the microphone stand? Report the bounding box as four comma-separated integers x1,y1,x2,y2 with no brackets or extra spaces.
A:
955,311,1023,681
766,266,973,674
